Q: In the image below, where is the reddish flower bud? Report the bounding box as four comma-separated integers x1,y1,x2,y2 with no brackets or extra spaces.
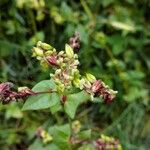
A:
97,86,116,104
69,32,80,52
0,82,34,104
61,95,67,104
0,82,13,94
46,56,58,66
91,80,102,93
94,136,121,150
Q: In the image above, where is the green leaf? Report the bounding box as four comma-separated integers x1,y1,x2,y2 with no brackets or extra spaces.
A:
50,102,62,114
28,139,60,150
64,91,90,119
22,80,60,110
110,21,135,32
77,129,91,140
107,34,124,55
5,103,23,119
78,144,96,150
0,40,20,57
48,124,70,149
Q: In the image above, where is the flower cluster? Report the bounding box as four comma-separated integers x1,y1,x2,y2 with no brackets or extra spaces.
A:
0,82,34,104
72,120,81,134
93,134,122,150
78,74,117,103
69,32,80,52
32,41,79,94
32,39,117,102
36,127,53,144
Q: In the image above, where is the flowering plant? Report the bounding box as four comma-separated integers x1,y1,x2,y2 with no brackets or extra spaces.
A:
0,33,121,150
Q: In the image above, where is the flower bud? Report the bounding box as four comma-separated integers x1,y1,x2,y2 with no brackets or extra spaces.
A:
91,80,101,93
36,127,53,144
32,47,44,57
40,61,49,69
52,48,56,53
42,132,53,144
46,56,57,66
0,82,13,93
37,41,42,47
50,73,54,77
41,43,53,51
69,76,73,80
66,85,71,89
18,87,29,92
73,78,80,87
74,54,78,59
57,83,65,93
55,69,61,75
74,60,79,65
32,52,36,57
36,56,42,60
65,44,74,58
45,51,53,56
54,79,61,85
86,73,96,83
71,69,79,76
37,41,53,50
72,120,81,134
79,78,86,89
57,57,63,65
61,63,66,68
58,51,64,56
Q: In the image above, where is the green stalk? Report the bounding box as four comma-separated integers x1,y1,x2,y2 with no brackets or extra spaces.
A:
67,115,73,150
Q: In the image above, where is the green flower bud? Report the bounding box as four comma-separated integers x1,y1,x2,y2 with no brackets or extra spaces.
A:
54,79,61,85
101,134,111,142
64,57,70,62
61,63,66,68
37,41,42,47
79,78,85,89
45,51,53,56
53,48,56,53
71,69,79,76
40,61,48,69
118,145,123,150
50,73,54,77
86,73,96,83
72,120,81,133
65,44,74,58
55,69,61,75
36,56,42,60
74,54,78,59
74,60,79,65
58,51,64,56
32,52,36,57
18,87,28,92
57,58,63,65
41,43,53,50
66,85,71,89
69,76,74,80
41,131,53,144
32,47,44,57
90,94,94,101
57,83,65,93
37,41,53,50
73,78,80,87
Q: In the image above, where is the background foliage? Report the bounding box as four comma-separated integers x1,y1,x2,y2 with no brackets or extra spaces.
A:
0,0,150,149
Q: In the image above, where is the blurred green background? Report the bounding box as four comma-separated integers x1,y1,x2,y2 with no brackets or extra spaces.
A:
0,0,150,149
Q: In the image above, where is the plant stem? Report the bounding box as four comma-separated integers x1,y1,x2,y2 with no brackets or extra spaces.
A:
80,0,93,21
67,115,73,150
